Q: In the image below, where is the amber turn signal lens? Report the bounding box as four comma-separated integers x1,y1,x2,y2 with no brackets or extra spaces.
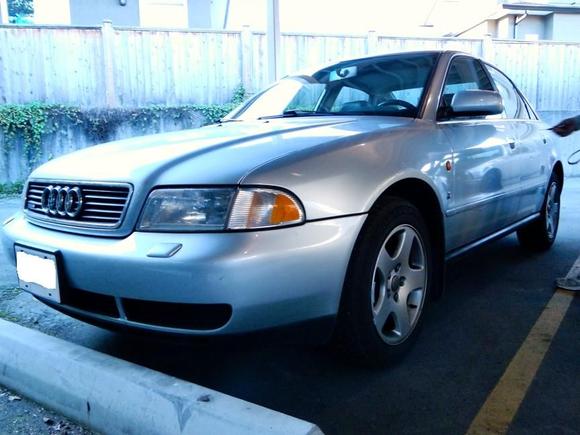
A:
270,193,302,225
227,188,305,229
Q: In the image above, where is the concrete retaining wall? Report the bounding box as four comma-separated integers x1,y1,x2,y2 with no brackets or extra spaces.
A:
1,110,579,184
0,112,205,183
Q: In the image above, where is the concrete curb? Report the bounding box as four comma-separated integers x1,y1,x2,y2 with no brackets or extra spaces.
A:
0,319,323,435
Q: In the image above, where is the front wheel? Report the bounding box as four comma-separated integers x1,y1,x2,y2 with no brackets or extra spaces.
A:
335,198,435,367
517,173,561,251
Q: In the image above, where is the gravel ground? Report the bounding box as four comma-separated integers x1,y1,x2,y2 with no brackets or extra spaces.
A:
0,386,94,435
0,196,95,435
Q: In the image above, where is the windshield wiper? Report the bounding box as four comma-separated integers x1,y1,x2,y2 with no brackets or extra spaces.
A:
258,110,336,120
258,110,307,120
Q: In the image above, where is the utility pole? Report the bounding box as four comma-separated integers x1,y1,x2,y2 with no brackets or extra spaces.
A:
266,0,281,83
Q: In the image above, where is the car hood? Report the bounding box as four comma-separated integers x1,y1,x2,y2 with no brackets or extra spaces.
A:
30,116,414,187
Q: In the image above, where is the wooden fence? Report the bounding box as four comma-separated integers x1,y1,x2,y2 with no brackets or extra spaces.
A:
1,23,580,112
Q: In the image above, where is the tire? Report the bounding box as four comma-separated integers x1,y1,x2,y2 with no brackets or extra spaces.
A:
335,197,436,367
517,173,562,252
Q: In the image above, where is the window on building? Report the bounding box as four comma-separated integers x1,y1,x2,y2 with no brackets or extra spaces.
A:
7,0,34,24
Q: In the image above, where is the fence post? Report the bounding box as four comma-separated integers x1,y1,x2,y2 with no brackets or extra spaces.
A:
101,20,118,107
266,0,281,83
241,25,254,95
481,34,494,62
0,0,8,24
367,30,378,55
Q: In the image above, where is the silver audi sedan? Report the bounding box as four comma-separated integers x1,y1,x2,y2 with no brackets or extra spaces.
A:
1,51,562,366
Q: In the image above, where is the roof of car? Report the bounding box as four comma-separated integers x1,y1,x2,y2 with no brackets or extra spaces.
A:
326,50,471,67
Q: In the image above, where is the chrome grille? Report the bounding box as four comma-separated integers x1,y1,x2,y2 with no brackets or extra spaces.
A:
25,181,132,228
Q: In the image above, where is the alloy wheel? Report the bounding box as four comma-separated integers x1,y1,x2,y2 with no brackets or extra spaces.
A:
545,181,560,240
370,224,427,345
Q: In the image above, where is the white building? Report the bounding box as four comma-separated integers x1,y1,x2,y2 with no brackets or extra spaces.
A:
455,1,580,42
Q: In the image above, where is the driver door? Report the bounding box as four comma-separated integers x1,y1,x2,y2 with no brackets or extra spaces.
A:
439,56,521,251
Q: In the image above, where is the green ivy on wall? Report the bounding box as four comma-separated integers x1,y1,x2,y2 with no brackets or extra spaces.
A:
0,84,246,169
0,181,24,197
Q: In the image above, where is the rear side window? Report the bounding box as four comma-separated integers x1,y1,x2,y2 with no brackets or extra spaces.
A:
486,65,530,120
439,57,494,118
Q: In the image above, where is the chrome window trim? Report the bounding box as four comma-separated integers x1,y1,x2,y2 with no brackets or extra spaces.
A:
437,118,544,126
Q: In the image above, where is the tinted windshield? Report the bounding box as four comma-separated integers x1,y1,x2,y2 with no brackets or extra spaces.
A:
232,52,438,120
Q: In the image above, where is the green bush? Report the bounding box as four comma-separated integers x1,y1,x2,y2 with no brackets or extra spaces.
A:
0,84,247,168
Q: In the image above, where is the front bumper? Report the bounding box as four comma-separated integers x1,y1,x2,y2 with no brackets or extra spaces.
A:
2,213,366,335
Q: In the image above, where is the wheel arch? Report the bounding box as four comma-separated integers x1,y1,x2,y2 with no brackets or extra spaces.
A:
369,177,446,299
552,160,564,188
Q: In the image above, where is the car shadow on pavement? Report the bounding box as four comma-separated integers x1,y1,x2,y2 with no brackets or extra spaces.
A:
77,230,579,435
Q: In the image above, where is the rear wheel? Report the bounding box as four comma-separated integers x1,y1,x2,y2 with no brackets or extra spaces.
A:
517,173,561,251
336,198,435,367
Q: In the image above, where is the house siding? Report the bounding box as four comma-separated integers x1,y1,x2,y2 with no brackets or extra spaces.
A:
550,13,580,42
69,0,140,26
188,0,211,28
515,15,545,40
69,0,220,28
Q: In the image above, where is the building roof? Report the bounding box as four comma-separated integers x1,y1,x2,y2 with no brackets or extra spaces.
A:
452,1,580,36
503,2,580,15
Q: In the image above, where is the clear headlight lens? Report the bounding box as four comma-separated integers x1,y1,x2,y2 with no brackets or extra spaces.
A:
138,187,304,232
138,189,235,231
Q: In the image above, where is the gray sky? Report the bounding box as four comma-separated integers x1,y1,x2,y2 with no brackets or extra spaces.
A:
227,0,500,36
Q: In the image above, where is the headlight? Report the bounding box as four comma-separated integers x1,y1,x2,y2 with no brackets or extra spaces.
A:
138,189,235,231
138,187,305,232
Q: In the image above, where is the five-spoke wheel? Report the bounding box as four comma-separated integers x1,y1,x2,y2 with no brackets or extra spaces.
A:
336,198,435,367
517,172,561,251
371,225,427,345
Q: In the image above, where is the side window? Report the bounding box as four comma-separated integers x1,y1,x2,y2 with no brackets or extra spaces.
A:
486,65,529,120
439,57,494,118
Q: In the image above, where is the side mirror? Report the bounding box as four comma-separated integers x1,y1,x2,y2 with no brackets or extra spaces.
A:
450,90,503,117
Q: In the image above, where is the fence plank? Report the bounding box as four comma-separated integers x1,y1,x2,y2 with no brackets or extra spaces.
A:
0,25,579,112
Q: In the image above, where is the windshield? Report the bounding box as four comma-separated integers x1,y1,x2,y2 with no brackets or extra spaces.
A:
232,52,438,120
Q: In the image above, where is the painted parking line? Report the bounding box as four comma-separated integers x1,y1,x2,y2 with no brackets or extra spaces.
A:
466,257,580,435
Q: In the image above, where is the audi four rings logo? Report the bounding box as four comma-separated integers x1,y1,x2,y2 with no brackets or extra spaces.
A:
40,186,83,218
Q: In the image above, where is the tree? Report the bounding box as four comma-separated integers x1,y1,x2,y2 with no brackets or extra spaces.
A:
8,0,33,16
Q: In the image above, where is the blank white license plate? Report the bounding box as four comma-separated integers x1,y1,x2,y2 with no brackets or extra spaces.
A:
15,246,61,303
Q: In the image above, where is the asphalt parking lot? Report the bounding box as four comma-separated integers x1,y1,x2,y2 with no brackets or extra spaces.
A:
1,179,579,435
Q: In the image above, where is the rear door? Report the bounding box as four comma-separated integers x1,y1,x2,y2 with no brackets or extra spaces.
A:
484,64,550,219
438,56,521,250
